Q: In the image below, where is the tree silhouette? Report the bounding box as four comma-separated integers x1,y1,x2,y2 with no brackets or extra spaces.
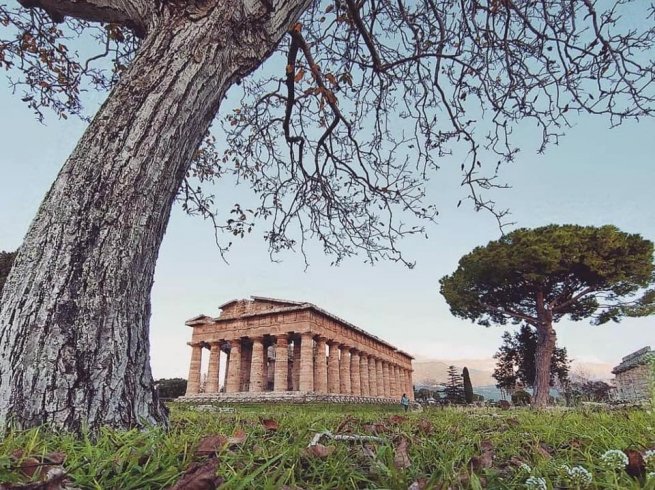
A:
1,0,654,430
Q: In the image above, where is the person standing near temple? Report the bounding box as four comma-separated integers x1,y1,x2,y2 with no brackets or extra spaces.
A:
400,393,410,412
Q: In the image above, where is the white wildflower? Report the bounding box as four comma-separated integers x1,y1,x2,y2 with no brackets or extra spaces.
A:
519,463,532,473
567,465,593,487
525,476,547,490
600,449,628,469
648,471,655,480
644,449,655,467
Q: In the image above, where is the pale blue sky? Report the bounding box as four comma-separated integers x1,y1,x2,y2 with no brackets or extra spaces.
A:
1,37,654,380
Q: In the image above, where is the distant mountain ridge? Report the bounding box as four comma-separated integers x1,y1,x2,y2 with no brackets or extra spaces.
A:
413,358,614,387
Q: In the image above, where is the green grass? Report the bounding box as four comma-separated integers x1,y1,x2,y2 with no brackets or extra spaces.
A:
1,403,654,489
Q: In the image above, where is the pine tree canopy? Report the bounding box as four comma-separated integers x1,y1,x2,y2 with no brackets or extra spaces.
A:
440,224,655,327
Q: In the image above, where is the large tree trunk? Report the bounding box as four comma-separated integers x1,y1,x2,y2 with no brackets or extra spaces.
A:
532,323,556,407
0,0,311,433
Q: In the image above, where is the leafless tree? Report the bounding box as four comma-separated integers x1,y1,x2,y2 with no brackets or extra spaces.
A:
0,0,653,431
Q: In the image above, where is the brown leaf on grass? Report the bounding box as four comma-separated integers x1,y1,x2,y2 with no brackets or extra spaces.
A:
560,438,583,450
195,435,228,457
363,423,386,434
534,442,554,460
393,436,411,469
44,453,66,465
416,419,433,434
167,460,223,490
335,415,356,433
18,457,44,479
505,417,520,427
407,477,429,490
387,415,407,425
304,444,335,458
226,429,247,447
469,439,494,473
508,455,527,468
260,418,279,432
625,449,646,479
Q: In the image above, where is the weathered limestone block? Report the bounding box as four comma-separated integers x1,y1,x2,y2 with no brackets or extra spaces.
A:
389,364,397,399
328,342,340,393
186,343,202,395
314,337,328,393
382,362,390,398
240,341,252,392
226,340,241,393
360,355,369,397
274,335,289,392
340,347,352,394
369,357,378,397
299,332,314,392
376,359,384,397
249,337,265,392
206,341,221,393
351,351,361,396
292,340,301,391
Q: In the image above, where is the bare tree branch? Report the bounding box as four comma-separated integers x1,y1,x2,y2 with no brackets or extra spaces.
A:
17,0,153,36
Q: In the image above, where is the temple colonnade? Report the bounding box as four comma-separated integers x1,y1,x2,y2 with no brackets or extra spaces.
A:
183,297,414,400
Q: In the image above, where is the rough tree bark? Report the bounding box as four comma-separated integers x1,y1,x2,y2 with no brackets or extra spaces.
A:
0,0,312,433
532,290,555,407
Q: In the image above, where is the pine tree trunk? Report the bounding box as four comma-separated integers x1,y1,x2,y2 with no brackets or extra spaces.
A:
532,323,556,407
0,0,310,433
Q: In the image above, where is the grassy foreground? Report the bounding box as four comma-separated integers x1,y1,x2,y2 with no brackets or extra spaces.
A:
0,403,654,489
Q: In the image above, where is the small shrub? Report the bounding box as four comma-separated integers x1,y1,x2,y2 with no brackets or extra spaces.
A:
512,390,531,406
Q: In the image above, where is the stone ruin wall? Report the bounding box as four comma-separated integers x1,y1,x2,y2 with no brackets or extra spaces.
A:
614,363,653,402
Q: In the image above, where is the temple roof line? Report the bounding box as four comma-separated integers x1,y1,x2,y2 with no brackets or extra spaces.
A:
186,296,414,360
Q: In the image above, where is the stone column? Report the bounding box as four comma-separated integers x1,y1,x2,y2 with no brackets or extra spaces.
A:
408,368,414,400
389,364,397,399
274,334,289,392
382,362,390,398
398,368,406,397
376,359,384,397
350,351,361,396
185,343,203,395
249,337,265,392
314,337,328,393
226,340,241,392
299,332,314,392
327,341,340,394
360,354,370,397
340,347,352,394
205,341,221,393
368,356,378,397
292,339,301,391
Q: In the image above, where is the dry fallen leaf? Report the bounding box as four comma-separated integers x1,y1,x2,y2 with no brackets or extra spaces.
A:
167,460,223,490
260,418,279,432
387,415,407,425
416,419,433,434
304,444,335,458
625,449,646,479
393,436,411,469
227,428,247,447
363,423,386,434
407,477,429,490
195,435,228,457
534,442,553,460
469,439,494,473
335,415,356,433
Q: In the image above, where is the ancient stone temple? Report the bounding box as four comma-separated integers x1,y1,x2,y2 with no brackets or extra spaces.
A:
611,346,654,403
180,297,414,403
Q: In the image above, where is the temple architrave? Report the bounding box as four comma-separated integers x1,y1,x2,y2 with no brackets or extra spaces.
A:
180,297,414,402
